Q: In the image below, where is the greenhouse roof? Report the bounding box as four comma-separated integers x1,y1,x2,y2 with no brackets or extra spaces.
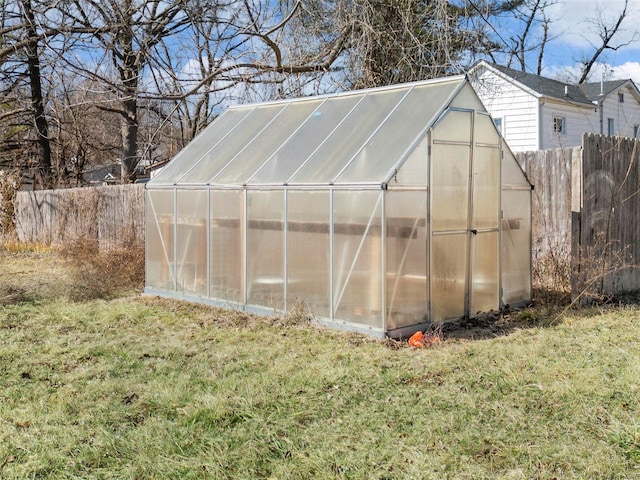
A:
149,76,468,187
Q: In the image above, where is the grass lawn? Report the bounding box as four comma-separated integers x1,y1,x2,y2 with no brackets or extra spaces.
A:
1,249,640,479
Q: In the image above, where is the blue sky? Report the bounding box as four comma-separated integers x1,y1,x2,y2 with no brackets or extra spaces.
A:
533,0,640,83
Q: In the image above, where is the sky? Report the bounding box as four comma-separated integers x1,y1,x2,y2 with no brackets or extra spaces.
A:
535,0,640,83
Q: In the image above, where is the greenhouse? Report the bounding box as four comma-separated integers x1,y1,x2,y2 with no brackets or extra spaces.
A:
144,76,532,338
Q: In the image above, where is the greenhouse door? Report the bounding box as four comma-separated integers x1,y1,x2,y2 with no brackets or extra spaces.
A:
429,110,500,323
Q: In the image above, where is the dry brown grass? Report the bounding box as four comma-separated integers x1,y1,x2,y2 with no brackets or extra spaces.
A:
57,237,145,300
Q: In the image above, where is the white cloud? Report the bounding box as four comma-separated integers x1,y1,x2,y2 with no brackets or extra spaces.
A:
544,60,640,85
546,0,640,52
611,61,640,83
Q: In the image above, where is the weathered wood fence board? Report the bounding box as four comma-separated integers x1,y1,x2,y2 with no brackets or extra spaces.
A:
516,147,578,264
14,184,145,251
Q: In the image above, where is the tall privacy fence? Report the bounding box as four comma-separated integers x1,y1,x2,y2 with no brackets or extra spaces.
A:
3,132,640,299
516,133,640,299
9,184,145,251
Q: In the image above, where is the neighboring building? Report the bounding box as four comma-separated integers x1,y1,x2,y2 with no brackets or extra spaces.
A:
469,60,640,152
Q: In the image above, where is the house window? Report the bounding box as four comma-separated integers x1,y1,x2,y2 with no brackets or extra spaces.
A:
493,117,503,133
553,116,566,134
619,92,624,103
634,125,639,138
608,118,615,136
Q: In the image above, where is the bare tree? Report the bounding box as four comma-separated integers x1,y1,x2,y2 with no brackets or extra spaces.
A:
0,0,56,187
50,0,354,182
577,0,638,83
337,0,471,88
465,0,557,74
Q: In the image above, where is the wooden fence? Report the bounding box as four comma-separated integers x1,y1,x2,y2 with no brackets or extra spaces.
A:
517,133,640,298
13,184,145,251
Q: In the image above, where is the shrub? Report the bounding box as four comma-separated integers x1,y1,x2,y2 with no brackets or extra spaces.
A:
58,236,145,301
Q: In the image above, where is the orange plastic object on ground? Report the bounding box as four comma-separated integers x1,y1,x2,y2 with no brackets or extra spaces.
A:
408,330,440,348
408,331,426,347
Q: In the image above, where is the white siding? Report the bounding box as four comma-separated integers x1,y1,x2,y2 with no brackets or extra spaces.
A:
598,85,640,138
471,69,539,152
540,100,597,150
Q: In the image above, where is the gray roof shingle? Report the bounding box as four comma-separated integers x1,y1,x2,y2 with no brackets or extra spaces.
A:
480,62,631,106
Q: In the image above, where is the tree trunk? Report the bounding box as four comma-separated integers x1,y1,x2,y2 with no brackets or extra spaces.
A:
121,96,138,183
22,0,53,188
119,26,139,184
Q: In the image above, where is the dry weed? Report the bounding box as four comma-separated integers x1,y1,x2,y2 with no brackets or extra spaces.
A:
58,237,145,300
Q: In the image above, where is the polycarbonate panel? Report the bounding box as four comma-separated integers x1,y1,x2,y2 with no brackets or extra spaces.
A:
390,135,428,186
501,189,532,304
333,191,383,328
210,190,243,302
432,110,472,143
431,233,467,322
287,191,330,317
471,231,499,314
146,189,175,290
177,103,287,184
448,83,486,111
472,145,500,229
176,190,208,295
502,141,529,186
385,191,428,330
251,95,362,184
247,190,284,310
475,113,500,146
215,100,323,184
431,143,470,231
290,88,409,183
150,108,252,185
336,81,459,184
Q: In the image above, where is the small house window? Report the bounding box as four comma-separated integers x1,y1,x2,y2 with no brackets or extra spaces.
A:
608,118,615,136
553,116,566,134
493,117,503,133
619,92,624,103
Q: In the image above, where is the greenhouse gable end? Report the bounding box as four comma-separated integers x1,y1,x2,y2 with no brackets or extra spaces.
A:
145,76,532,338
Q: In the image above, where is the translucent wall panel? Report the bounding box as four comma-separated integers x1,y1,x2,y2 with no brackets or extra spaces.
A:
146,189,175,290
215,100,323,184
287,191,330,317
336,81,459,183
471,231,499,314
251,95,362,184
151,108,252,185
502,141,529,186
210,190,243,303
247,190,284,310
472,145,500,229
385,191,428,330
393,135,428,186
431,143,470,231
432,110,472,143
290,89,408,184
177,104,286,184
501,143,531,305
475,112,500,146
333,191,383,328
431,233,467,322
501,189,532,304
176,190,208,295
448,83,486,111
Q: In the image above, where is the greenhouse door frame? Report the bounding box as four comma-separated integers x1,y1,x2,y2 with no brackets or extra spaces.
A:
428,108,501,324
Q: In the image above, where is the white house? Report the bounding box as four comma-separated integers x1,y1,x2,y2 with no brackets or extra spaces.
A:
469,60,640,152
